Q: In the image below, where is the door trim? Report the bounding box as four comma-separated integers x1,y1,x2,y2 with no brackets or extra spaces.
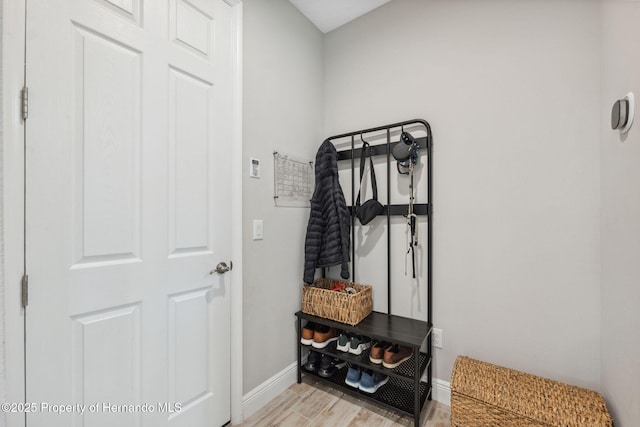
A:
0,1,244,425
2,0,27,425
226,0,244,424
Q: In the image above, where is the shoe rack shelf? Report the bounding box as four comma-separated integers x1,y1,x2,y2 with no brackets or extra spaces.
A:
296,311,432,425
296,119,434,426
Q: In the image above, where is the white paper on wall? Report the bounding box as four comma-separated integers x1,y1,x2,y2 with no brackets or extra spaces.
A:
273,151,314,207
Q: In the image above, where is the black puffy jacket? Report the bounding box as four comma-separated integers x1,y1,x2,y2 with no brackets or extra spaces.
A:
303,140,350,284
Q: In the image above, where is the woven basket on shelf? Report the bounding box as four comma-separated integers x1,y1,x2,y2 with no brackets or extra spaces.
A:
450,356,613,427
301,278,372,326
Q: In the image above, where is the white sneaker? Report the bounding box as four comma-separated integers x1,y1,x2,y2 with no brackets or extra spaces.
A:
336,333,352,352
348,335,372,355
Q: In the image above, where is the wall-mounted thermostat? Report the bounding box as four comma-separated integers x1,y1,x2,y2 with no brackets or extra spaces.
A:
611,92,634,134
250,157,260,178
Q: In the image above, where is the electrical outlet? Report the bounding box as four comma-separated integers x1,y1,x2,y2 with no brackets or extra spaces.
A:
432,328,443,349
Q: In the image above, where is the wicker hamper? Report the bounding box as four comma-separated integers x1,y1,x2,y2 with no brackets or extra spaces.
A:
301,278,372,326
450,356,613,427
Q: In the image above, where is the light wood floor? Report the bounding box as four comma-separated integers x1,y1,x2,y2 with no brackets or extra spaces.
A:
235,375,451,427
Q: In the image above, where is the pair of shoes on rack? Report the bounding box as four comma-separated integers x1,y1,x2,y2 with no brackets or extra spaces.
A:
303,351,346,378
370,341,414,369
318,354,346,378
300,322,339,349
344,365,388,393
336,333,372,355
303,350,322,371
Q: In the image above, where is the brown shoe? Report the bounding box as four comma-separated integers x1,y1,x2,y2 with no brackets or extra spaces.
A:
369,341,391,364
300,322,317,345
382,344,413,368
311,326,339,349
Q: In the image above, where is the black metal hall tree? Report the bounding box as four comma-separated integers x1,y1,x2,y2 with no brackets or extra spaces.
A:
295,119,434,426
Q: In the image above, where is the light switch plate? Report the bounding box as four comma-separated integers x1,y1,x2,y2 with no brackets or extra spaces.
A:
252,220,263,240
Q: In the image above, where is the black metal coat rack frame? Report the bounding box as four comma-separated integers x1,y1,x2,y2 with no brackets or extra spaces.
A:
301,119,434,425
326,118,432,323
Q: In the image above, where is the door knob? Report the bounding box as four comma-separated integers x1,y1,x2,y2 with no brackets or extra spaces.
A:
210,261,231,275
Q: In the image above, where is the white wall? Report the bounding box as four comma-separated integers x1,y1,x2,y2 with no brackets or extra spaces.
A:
2,2,635,425
600,1,640,426
324,0,603,390
242,0,323,394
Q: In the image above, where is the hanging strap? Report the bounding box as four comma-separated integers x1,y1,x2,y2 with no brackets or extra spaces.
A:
355,142,378,207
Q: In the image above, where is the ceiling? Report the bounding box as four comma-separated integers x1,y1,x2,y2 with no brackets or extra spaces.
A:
289,0,392,34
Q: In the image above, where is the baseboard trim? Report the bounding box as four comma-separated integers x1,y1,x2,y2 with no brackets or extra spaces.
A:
242,361,299,419
432,377,451,406
242,361,451,422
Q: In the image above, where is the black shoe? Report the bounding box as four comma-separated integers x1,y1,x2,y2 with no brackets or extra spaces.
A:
303,350,321,372
318,354,347,378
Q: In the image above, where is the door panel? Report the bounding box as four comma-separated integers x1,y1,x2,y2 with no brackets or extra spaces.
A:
94,0,141,24
171,0,214,59
168,67,214,256
72,24,142,266
26,0,233,426
72,304,142,426
168,289,212,410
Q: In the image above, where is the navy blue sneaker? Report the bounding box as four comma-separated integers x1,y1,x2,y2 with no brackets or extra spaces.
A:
344,365,361,388
358,370,388,393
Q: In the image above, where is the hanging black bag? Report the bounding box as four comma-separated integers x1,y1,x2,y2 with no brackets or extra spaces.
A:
355,142,384,225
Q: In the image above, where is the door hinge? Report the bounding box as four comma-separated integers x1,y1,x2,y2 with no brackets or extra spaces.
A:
21,274,29,308
21,86,29,121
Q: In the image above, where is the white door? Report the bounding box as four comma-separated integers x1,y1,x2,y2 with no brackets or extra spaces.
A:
25,0,233,426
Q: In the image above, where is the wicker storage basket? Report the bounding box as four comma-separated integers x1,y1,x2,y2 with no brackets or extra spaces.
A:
301,278,372,326
450,356,613,427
